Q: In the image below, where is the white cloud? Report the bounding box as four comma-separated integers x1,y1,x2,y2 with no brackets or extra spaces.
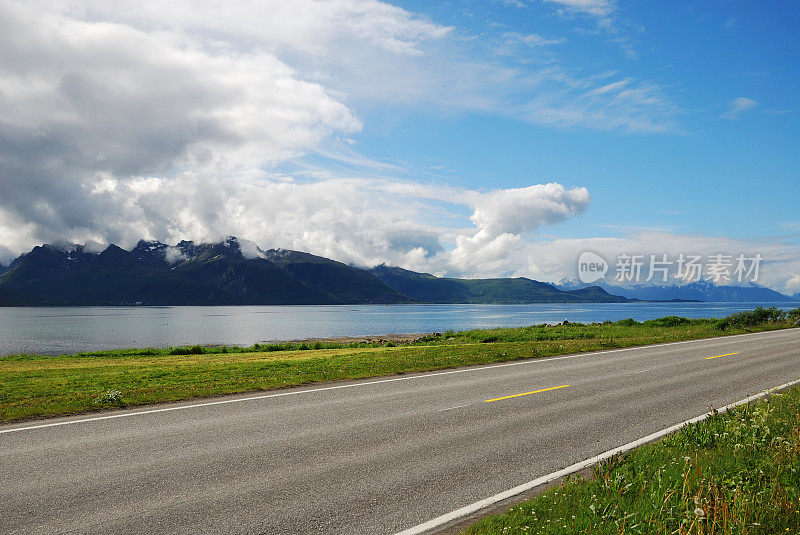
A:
0,3,362,164
468,184,590,237
57,0,451,58
722,97,758,119
163,246,187,265
544,0,615,17
447,184,591,277
236,238,268,260
82,240,107,254
785,274,800,292
516,74,677,133
498,32,566,50
0,0,362,253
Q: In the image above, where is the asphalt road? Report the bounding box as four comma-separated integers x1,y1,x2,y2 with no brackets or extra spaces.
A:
2,328,799,534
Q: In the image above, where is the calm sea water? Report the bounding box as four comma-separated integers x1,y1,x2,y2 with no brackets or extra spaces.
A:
0,302,796,356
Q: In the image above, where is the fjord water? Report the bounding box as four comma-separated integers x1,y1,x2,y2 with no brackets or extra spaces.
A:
0,302,796,356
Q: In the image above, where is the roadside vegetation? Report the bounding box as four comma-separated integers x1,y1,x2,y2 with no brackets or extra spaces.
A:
0,307,797,423
465,383,800,534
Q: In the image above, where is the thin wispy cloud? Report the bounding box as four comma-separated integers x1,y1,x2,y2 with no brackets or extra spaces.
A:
503,0,617,25
496,31,566,53
544,0,615,18
722,97,758,119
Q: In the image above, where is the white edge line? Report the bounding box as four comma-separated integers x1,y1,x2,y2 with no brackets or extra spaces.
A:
438,404,471,412
393,376,800,535
0,327,794,435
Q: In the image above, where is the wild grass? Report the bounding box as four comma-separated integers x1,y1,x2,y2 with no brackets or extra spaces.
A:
0,307,797,423
464,384,800,534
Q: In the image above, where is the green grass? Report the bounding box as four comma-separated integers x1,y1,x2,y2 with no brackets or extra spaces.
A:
1,307,798,424
464,384,800,535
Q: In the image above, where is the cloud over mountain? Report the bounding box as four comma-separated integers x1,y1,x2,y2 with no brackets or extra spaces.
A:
0,1,645,269
1,1,797,294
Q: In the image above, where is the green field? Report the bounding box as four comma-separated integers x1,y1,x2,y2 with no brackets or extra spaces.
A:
1,307,798,423
465,383,800,534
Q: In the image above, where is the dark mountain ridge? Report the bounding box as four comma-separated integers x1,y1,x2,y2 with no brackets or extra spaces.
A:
0,239,635,306
368,265,628,304
0,238,408,306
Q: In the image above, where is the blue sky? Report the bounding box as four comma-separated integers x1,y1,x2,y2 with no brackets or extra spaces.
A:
353,0,799,240
1,0,798,291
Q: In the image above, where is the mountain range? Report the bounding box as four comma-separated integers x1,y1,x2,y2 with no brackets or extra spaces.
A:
0,238,625,306
1,239,795,306
556,280,797,303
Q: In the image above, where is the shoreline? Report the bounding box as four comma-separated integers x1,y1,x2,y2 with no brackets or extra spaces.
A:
275,332,436,345
1,309,797,423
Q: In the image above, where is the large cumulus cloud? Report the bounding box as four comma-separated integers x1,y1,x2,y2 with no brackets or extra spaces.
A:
0,1,365,253
0,1,601,273
468,183,590,237
448,184,591,276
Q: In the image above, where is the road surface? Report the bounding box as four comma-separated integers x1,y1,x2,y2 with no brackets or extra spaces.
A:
2,328,799,534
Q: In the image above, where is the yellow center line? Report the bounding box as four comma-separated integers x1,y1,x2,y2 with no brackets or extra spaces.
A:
485,384,570,403
705,352,740,360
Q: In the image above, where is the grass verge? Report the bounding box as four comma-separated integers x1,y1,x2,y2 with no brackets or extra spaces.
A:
1,307,798,424
464,383,800,534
